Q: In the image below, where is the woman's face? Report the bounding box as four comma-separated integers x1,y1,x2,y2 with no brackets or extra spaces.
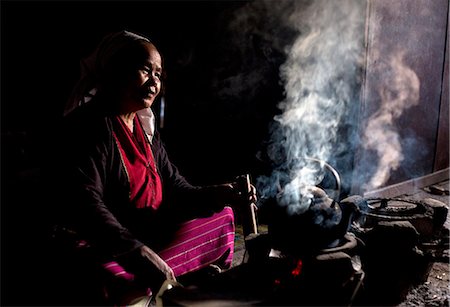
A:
118,41,163,112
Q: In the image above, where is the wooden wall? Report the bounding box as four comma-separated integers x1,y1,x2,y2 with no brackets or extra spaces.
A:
352,0,449,195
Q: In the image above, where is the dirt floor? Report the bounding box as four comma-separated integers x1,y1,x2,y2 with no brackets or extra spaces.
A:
399,261,449,307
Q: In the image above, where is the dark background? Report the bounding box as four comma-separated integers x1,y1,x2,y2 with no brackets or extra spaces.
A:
2,0,287,184
1,1,286,304
3,1,447,305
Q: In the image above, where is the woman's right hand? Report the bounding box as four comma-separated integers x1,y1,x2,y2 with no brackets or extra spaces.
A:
139,245,176,282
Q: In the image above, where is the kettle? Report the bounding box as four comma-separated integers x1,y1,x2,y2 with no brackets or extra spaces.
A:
267,159,360,256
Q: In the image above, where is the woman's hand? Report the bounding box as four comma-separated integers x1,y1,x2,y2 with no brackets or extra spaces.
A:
198,179,258,216
209,183,257,206
247,184,258,205
140,245,176,282
229,181,258,205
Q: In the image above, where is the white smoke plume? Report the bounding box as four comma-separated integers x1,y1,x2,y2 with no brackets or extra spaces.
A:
256,0,366,215
221,0,423,211
361,50,420,191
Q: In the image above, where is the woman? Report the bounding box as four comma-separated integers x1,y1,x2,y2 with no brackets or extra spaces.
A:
55,30,256,305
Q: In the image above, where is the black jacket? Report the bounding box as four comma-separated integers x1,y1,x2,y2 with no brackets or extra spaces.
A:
55,100,221,259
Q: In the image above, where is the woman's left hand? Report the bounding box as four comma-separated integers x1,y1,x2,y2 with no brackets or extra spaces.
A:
215,182,258,206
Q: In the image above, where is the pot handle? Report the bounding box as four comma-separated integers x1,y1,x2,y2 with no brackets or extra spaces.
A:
306,157,341,202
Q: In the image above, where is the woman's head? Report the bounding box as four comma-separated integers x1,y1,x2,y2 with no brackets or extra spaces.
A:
65,30,164,115
101,40,163,112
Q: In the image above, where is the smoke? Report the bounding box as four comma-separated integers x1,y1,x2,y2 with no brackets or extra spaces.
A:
220,0,421,211
361,50,420,191
254,0,366,214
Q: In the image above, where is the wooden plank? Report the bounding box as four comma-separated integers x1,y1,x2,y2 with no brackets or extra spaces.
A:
363,167,449,198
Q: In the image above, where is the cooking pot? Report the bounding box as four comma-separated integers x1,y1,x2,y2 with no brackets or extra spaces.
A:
267,159,361,256
269,187,358,255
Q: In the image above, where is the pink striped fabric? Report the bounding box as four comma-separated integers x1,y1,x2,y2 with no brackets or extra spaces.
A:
159,206,235,276
102,261,135,281
103,206,235,280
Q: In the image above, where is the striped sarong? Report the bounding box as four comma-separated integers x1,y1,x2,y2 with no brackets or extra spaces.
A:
158,206,235,276
102,206,235,281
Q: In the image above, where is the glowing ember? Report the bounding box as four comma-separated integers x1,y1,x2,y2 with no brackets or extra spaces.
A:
291,259,303,277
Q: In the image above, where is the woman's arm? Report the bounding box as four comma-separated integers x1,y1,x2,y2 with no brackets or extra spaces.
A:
150,131,252,217
59,109,143,258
